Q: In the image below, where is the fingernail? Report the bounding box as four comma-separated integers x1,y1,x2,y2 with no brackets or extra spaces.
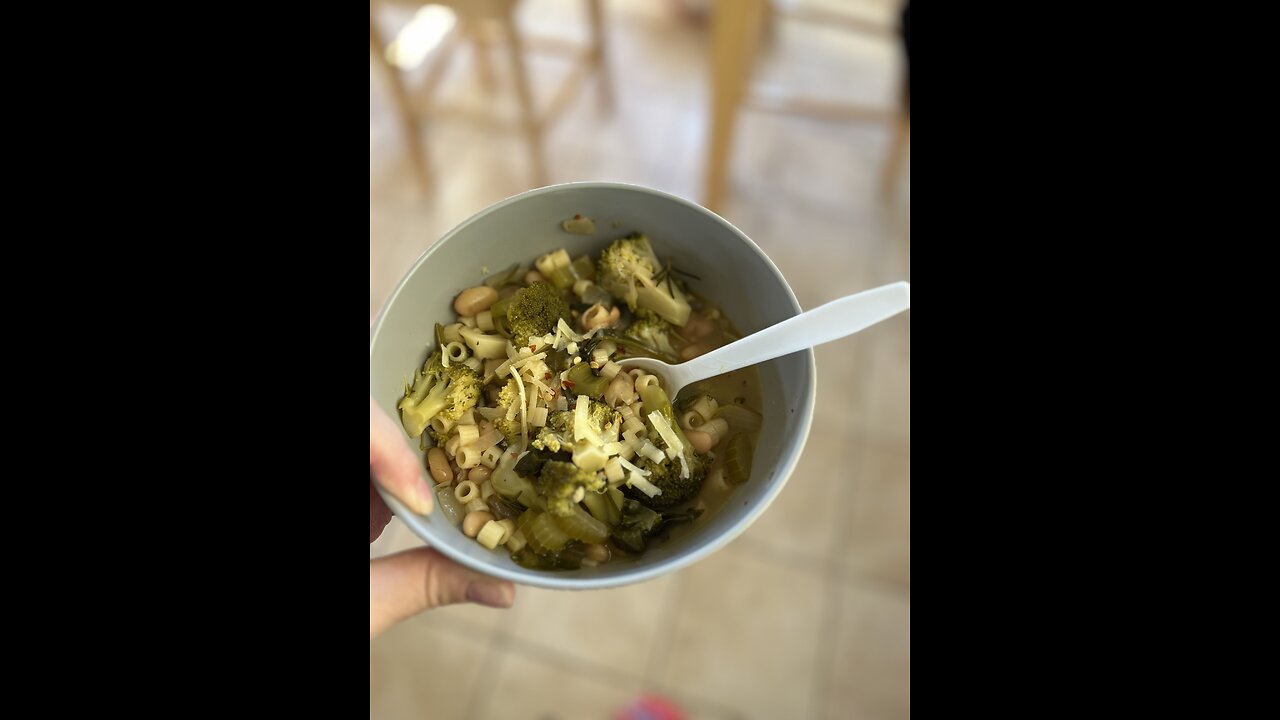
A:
466,581,514,608
408,476,434,515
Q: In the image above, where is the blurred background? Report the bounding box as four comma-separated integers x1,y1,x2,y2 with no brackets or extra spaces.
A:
370,0,909,717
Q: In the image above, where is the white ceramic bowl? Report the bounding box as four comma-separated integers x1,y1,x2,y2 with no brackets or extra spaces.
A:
370,182,816,590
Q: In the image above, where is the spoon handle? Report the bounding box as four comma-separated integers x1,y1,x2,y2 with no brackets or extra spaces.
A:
680,281,911,379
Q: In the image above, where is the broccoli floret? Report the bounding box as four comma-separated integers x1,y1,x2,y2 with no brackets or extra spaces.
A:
494,377,523,444
537,461,606,517
545,409,574,435
532,405,612,453
635,453,708,509
506,281,571,347
397,351,482,438
626,384,707,509
531,425,569,453
587,399,615,433
497,376,522,408
623,308,680,359
573,398,616,442
596,234,691,327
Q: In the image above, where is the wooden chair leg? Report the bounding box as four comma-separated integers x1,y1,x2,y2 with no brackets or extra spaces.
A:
879,108,910,200
586,0,614,114
500,8,547,187
370,17,431,192
465,19,497,92
704,0,766,213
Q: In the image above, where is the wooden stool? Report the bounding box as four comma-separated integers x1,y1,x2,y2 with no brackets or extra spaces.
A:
370,0,613,192
704,0,907,212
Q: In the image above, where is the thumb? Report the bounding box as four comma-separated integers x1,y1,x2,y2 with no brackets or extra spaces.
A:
370,547,516,637
370,396,434,515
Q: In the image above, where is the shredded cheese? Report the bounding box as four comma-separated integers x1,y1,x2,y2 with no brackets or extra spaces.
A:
508,365,529,448
639,441,666,464
511,352,548,370
627,471,662,498
617,456,651,477
648,409,690,479
648,411,683,453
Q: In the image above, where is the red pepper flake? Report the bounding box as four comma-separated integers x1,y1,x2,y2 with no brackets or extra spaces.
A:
618,345,628,355
545,372,553,380
529,344,537,352
574,214,582,219
563,380,576,389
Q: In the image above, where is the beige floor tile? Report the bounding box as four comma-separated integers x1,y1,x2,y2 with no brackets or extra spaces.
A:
503,573,679,678
822,584,910,720
812,339,867,425
658,545,826,719
370,620,490,720
837,441,910,590
847,316,909,446
474,647,643,720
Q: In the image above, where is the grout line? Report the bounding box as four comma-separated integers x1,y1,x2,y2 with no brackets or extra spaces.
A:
730,512,911,602
837,564,911,603
643,678,748,720
810,562,844,720
731,533,829,576
416,612,502,644
469,601,757,719
641,572,687,685
501,631,643,687
463,628,513,720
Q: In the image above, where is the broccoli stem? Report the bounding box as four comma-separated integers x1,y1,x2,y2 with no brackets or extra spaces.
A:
582,490,621,526
639,384,672,421
564,362,609,399
571,255,596,281
635,284,691,327
483,262,523,289
545,266,576,290
408,366,435,403
553,504,610,544
413,383,452,424
639,384,694,451
722,433,754,485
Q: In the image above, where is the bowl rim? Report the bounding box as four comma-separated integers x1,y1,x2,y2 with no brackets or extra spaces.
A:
370,181,817,590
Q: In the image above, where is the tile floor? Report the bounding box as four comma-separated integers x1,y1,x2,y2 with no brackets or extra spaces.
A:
370,1,909,717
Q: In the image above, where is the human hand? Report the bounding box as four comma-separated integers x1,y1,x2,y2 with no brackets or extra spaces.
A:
370,397,515,638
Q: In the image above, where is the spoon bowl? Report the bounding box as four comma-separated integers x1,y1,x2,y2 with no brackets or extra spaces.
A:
617,281,910,398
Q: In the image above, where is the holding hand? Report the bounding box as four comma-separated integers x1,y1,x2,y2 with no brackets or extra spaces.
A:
370,397,515,638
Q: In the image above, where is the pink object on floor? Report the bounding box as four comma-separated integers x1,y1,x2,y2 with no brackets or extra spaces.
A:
615,694,686,720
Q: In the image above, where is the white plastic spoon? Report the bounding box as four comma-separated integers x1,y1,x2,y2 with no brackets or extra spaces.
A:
615,281,910,398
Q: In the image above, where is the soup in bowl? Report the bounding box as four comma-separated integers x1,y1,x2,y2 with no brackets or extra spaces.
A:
369,182,815,590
